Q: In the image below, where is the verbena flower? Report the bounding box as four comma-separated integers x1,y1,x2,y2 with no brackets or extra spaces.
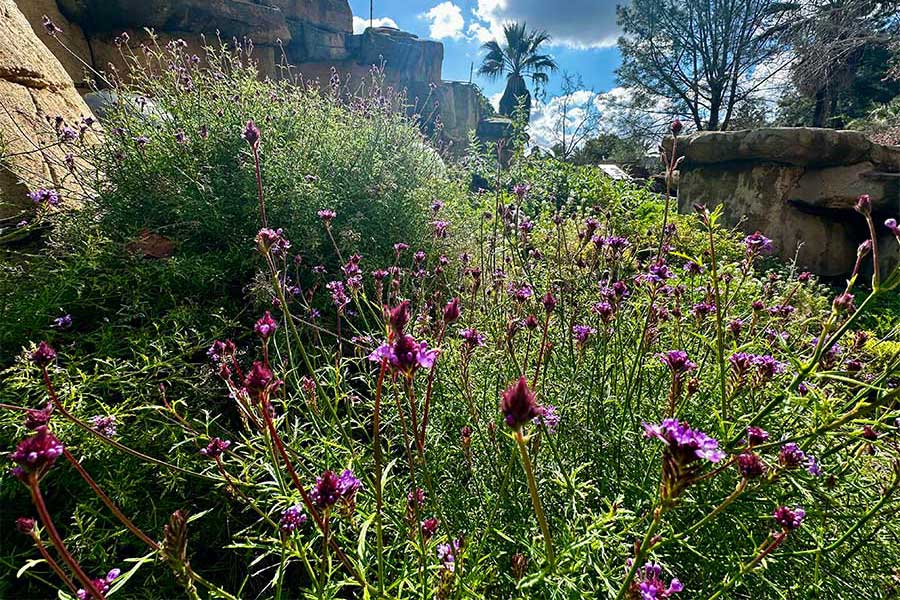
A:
16,517,36,535
885,218,900,237
89,415,117,438
76,569,120,600
572,324,596,345
421,518,439,540
437,538,462,572
242,120,261,148
10,427,64,479
311,469,361,509
778,442,806,469
627,562,683,599
317,209,336,222
368,335,438,375
52,314,72,329
534,405,560,433
460,328,486,349
658,351,697,375
200,438,231,458
643,419,725,464
279,505,307,533
433,220,450,238
744,231,773,255
243,361,274,394
30,342,57,367
326,281,349,311
443,298,461,323
745,426,769,446
773,506,805,530
854,194,871,216
28,188,61,207
254,311,278,340
736,452,765,478
500,376,543,430
256,228,291,255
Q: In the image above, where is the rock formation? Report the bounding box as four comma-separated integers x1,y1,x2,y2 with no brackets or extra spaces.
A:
671,128,900,277
0,0,96,218
12,0,497,153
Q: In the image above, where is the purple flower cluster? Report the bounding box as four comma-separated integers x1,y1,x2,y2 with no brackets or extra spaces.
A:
572,324,596,345
89,415,117,438
778,442,821,475
10,426,64,479
28,188,61,207
658,351,697,375
729,353,785,382
534,405,560,433
279,505,308,533
642,419,725,464
744,231,773,255
76,569,120,600
254,311,278,340
500,376,544,430
310,469,361,509
773,506,805,530
437,538,463,572
627,562,683,599
200,437,231,458
369,335,438,375
255,228,291,255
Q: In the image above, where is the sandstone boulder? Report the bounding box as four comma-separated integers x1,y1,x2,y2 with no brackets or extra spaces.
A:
358,27,442,83
672,128,900,277
15,0,92,88
270,0,351,33
57,0,290,44
0,0,95,218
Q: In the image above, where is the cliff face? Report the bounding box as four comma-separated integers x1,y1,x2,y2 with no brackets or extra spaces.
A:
0,0,96,217
14,0,490,153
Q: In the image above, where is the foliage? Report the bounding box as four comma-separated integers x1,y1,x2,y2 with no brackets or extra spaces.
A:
478,22,558,120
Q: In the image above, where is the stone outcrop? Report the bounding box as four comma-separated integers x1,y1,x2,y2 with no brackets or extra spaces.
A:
14,0,494,153
0,0,95,218
670,128,900,276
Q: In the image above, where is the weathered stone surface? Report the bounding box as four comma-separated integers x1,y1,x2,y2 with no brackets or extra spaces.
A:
0,0,95,217
406,80,486,153
358,27,442,83
670,128,897,168
57,0,291,44
287,20,349,62
673,127,900,276
16,0,92,88
271,0,351,33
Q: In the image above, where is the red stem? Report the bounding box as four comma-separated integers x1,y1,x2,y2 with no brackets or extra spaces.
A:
30,533,79,595
27,475,105,599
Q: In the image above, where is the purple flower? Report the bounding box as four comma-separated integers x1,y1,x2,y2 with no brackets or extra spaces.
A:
52,314,72,329
10,427,64,479
326,281,349,311
242,120,261,148
534,405,560,433
27,188,60,207
854,194,871,216
508,281,534,303
279,505,308,533
368,335,437,375
541,291,557,313
642,419,725,464
773,506,805,530
779,442,806,469
745,426,769,446
460,328,486,349
683,261,703,275
317,209,336,222
254,311,278,340
443,298,461,323
592,301,615,323
200,437,231,458
658,351,698,375
421,517,439,540
437,538,462,572
512,183,531,199
30,342,57,367
89,415,117,438
885,218,900,236
691,302,716,319
806,455,823,476
628,562,683,599
432,220,450,238
255,228,291,255
500,376,542,430
207,339,235,364
311,469,360,509
752,355,785,381
76,569,120,600
744,231,773,255
736,452,765,478
242,361,274,394
572,324,596,345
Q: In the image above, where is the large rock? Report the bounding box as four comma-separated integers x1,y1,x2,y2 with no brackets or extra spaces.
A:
672,128,900,276
57,0,291,44
406,80,487,153
271,0,351,33
0,0,95,217
15,0,92,88
669,128,900,168
358,27,442,83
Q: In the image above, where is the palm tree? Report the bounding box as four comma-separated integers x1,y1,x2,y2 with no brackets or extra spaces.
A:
478,22,558,122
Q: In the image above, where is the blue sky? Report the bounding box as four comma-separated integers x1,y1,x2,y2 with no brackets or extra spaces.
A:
347,0,623,100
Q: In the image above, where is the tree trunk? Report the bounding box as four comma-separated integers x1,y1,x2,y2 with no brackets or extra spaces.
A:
500,74,532,122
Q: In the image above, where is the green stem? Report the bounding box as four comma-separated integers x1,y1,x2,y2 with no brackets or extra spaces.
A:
515,430,555,567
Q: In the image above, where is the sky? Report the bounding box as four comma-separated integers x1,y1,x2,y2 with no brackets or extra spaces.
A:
347,0,625,147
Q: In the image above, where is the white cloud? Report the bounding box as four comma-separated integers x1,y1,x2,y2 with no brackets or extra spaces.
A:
352,16,399,34
528,89,599,149
466,21,494,44
489,91,504,111
423,2,466,40
472,0,621,48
